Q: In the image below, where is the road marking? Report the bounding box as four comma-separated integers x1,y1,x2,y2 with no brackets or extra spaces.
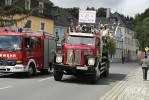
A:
0,86,12,90
38,77,53,82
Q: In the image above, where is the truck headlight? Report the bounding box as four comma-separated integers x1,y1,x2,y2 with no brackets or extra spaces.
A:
88,58,95,65
56,55,62,63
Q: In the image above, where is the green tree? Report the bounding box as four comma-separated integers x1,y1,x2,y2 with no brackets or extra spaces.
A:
134,17,149,51
106,38,116,55
96,7,106,17
0,0,38,27
134,8,149,51
65,7,79,19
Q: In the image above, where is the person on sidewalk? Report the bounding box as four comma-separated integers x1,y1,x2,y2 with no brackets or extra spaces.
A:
140,55,149,81
122,57,125,64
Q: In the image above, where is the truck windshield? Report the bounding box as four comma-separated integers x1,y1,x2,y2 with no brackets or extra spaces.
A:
66,36,95,45
0,35,22,51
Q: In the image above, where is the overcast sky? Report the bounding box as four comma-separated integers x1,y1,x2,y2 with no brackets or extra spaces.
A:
50,0,149,18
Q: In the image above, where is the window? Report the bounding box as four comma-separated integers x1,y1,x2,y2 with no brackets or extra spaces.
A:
25,38,35,49
5,0,12,5
40,22,45,30
39,2,44,13
25,20,32,28
25,0,31,10
125,28,127,33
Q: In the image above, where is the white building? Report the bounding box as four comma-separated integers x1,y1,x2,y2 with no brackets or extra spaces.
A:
96,10,139,62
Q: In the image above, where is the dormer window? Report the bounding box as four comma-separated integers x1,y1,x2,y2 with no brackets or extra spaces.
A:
5,0,12,5
25,0,31,10
39,2,44,13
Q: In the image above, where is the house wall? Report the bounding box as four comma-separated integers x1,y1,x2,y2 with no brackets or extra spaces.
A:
121,27,139,62
13,15,54,34
111,26,139,63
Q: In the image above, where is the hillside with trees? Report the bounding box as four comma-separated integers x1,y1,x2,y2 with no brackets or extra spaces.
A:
133,8,149,51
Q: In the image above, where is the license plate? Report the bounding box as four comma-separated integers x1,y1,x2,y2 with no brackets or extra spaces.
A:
76,66,88,70
0,66,6,69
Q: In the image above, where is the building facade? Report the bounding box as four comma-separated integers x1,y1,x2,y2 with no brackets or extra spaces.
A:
97,10,139,62
0,0,55,34
53,7,78,47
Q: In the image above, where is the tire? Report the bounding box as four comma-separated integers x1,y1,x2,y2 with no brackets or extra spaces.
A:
101,62,109,77
90,60,100,84
90,71,98,84
54,71,63,81
26,64,35,77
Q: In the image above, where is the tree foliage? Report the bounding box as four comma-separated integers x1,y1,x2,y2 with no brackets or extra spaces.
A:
106,38,116,55
134,8,149,51
134,17,149,50
65,7,107,19
96,7,106,17
64,7,79,19
0,0,37,27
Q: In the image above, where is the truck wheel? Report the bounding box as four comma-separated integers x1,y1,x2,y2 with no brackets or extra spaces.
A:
90,60,100,84
54,71,63,81
101,62,109,77
90,71,98,84
26,64,34,77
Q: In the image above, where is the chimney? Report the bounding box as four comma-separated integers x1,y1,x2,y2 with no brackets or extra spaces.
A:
106,8,110,18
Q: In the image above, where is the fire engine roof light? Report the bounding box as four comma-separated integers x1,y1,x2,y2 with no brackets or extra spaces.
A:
18,28,23,33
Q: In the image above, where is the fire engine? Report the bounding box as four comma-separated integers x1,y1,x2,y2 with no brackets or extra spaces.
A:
53,26,110,84
0,28,56,77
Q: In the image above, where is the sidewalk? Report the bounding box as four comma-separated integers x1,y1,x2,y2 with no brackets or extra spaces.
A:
99,66,149,100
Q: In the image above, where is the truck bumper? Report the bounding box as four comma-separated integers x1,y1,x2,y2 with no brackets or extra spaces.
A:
0,64,28,73
53,63,96,75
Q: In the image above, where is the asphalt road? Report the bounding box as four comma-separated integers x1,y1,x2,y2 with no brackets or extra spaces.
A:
0,62,138,100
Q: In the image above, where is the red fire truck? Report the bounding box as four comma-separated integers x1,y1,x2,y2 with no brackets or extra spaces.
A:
0,28,56,77
53,28,110,84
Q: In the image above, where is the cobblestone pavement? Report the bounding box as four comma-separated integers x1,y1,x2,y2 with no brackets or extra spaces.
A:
99,67,149,100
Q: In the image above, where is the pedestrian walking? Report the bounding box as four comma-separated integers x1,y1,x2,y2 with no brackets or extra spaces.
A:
122,57,125,64
140,55,149,81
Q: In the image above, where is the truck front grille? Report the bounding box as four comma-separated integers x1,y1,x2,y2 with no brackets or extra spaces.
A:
66,49,82,65
74,50,81,65
66,49,73,64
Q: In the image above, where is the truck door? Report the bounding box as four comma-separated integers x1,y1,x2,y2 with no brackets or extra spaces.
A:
24,37,43,70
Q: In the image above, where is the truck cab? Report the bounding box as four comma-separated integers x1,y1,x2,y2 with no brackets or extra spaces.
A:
53,31,110,84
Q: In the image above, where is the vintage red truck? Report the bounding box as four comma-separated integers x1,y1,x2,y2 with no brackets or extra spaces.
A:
0,28,56,77
53,31,110,84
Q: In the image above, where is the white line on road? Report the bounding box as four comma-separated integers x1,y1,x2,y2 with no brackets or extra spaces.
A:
38,77,53,82
0,86,12,90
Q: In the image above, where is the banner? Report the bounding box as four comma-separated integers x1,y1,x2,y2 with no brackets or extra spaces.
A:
79,10,96,23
